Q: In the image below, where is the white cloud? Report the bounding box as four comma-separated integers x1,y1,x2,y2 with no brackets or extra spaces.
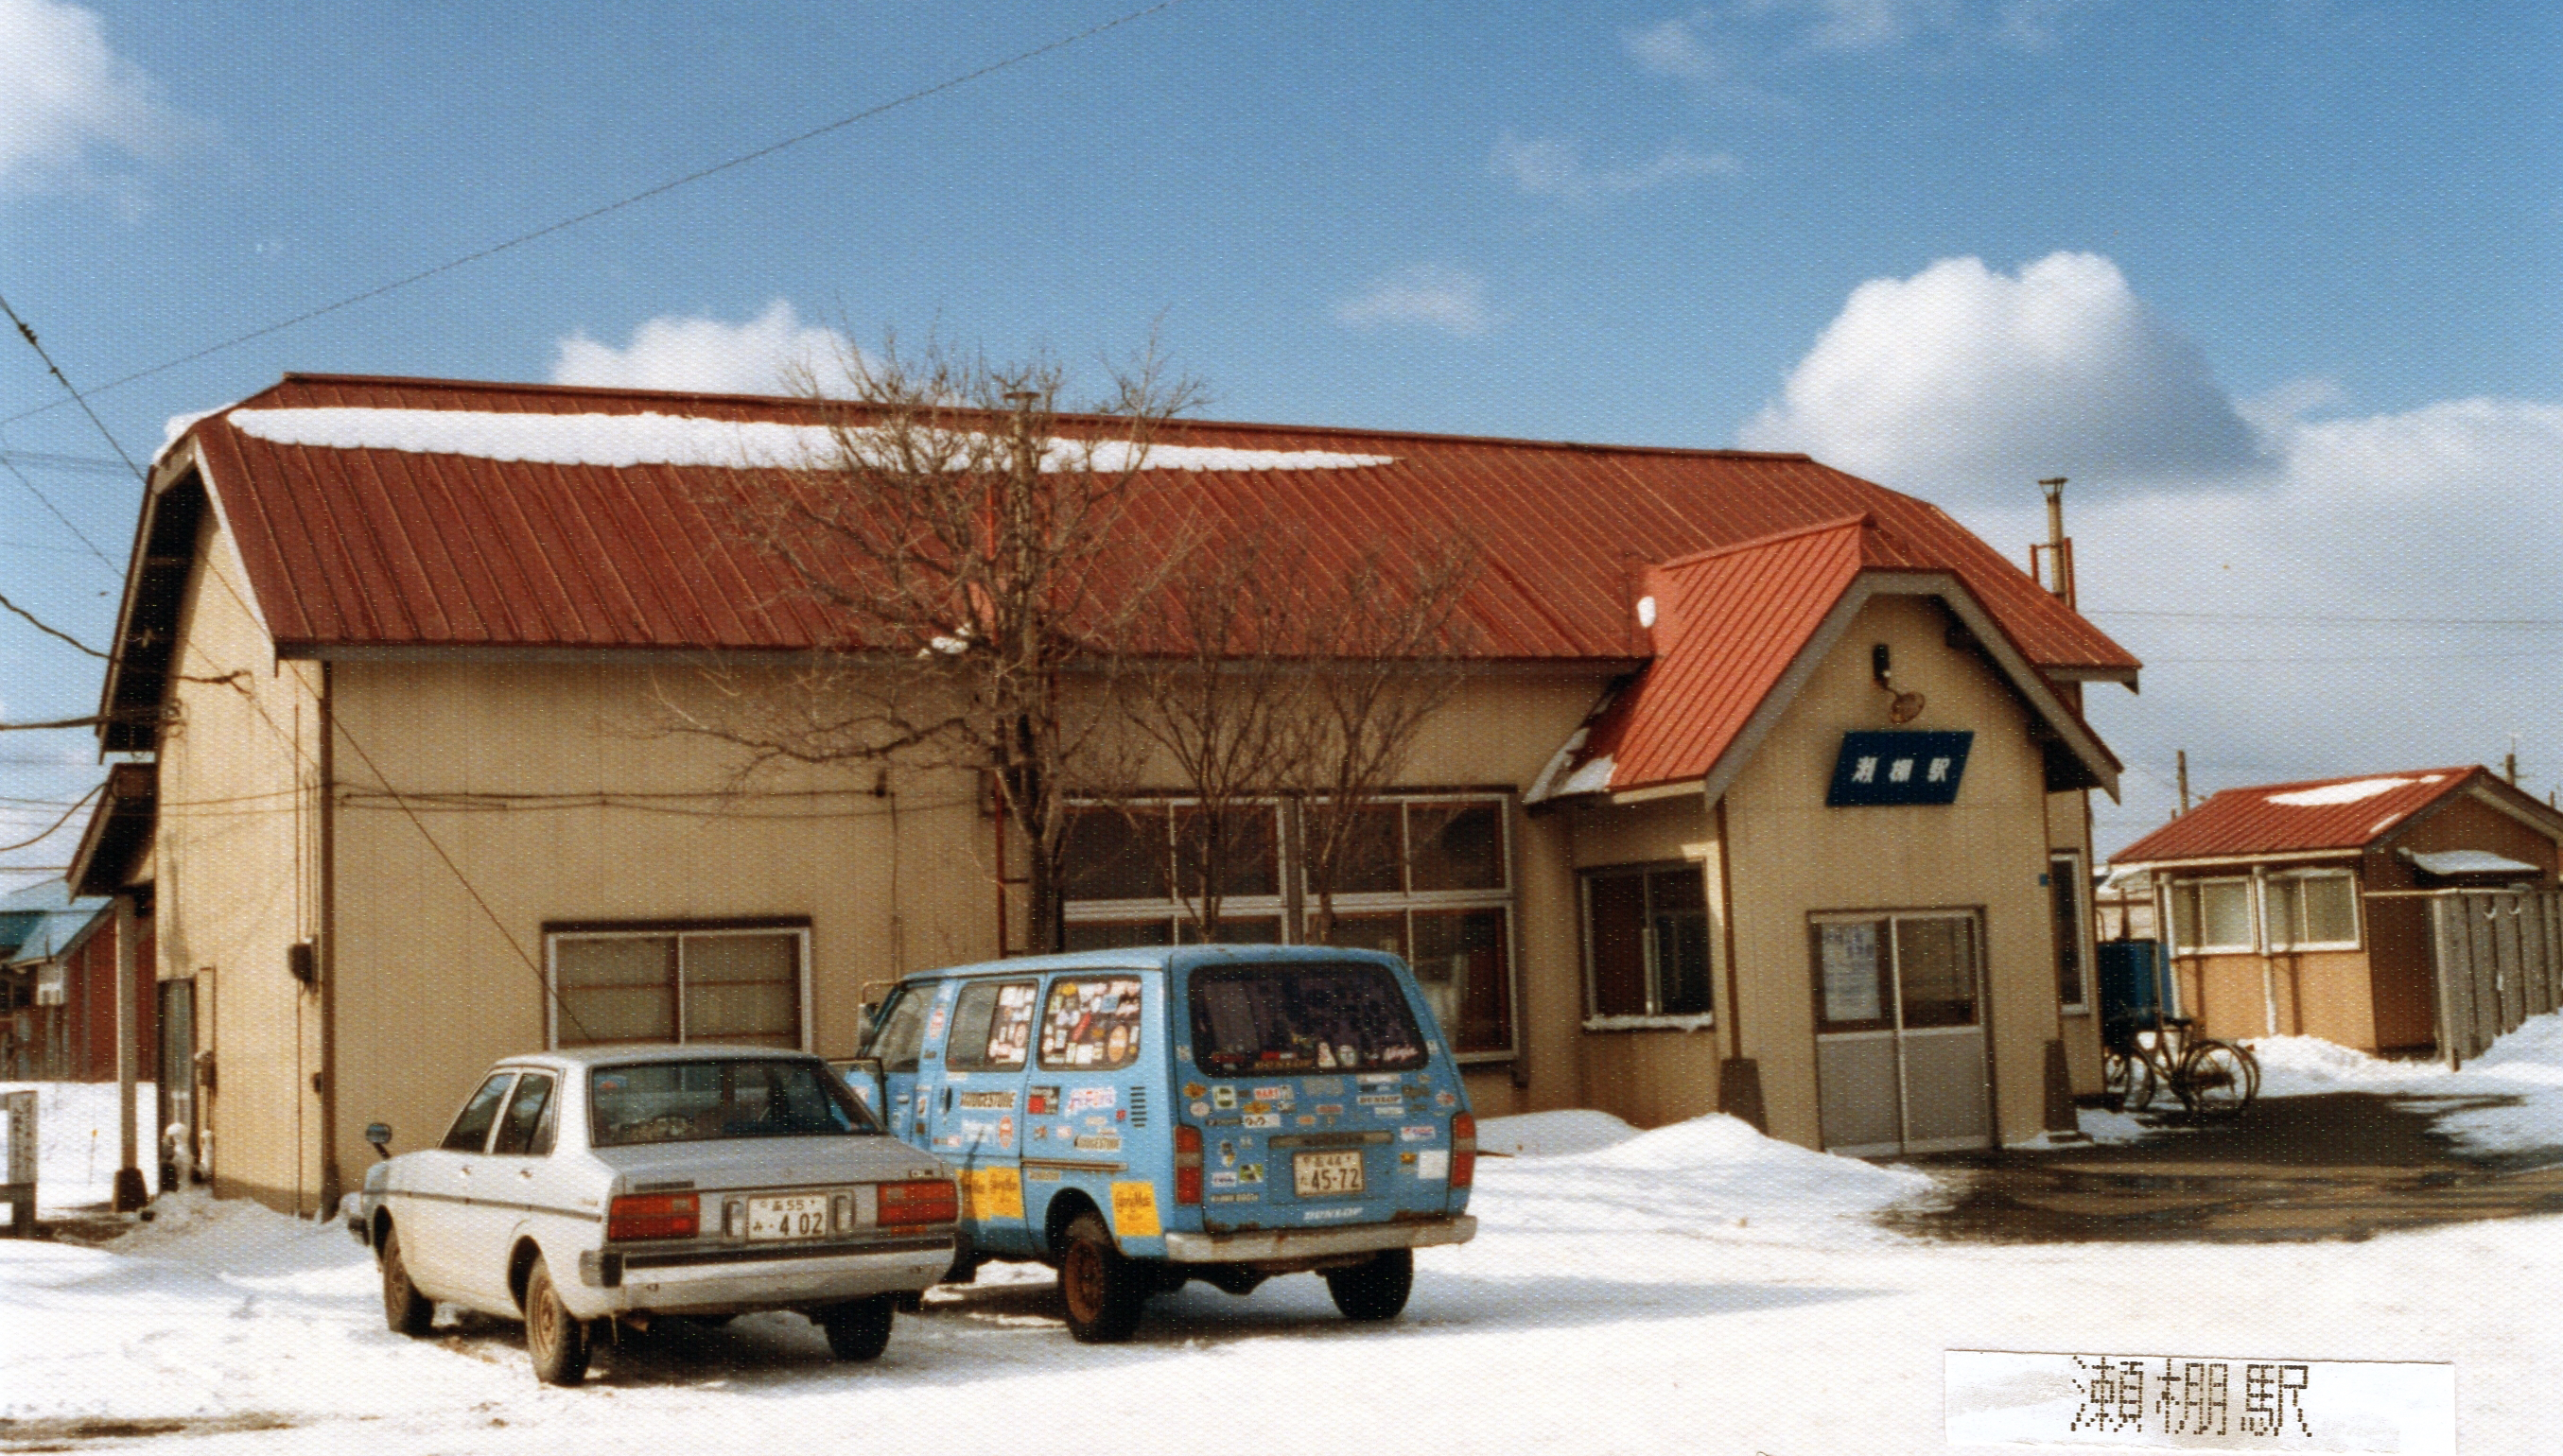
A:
1333,266,1500,338
549,300,851,397
1492,133,1739,202
1740,251,2261,502
0,0,203,197
1625,13,1723,78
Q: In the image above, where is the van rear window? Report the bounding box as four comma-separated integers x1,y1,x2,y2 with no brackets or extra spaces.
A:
1188,962,1427,1075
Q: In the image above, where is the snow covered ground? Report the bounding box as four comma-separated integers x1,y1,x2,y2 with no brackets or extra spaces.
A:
0,1080,157,1220
7,1026,2562,1454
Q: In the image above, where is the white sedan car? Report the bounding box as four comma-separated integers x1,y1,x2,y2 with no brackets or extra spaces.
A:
341,1044,958,1385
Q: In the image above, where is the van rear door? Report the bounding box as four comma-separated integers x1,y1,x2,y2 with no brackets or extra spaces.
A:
931,976,1040,1255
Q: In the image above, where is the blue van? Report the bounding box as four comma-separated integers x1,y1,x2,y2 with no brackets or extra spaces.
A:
843,945,1478,1342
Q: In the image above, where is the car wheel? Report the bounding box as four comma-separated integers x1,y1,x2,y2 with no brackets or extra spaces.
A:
524,1257,591,1387
1056,1212,1146,1343
818,1294,895,1361
1324,1247,1413,1323
379,1226,433,1337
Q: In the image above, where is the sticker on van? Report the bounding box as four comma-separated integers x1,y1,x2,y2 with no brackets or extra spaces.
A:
1110,1181,1161,1238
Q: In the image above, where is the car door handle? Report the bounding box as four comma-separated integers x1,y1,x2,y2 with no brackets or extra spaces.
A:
942,1087,953,1113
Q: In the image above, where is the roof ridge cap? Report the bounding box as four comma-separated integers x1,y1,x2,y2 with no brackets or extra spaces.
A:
1649,513,1875,573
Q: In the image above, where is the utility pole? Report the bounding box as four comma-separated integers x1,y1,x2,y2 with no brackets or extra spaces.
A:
2506,735,2519,786
2176,750,2191,817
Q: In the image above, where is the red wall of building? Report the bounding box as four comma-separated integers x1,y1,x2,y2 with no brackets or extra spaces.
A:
66,917,155,1083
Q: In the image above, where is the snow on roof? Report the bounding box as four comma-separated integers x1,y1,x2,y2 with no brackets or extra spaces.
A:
2403,848,2543,877
226,407,1396,474
2265,773,2443,807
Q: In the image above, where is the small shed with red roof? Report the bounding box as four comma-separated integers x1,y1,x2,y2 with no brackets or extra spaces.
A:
2110,767,2563,1054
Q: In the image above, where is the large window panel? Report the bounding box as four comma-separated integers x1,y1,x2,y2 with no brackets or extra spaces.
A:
1414,908,1510,1055
549,924,808,1049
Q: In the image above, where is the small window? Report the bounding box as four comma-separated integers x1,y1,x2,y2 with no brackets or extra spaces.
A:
1038,977,1143,1071
1584,865,1713,1021
491,1072,557,1156
862,984,934,1074
946,981,1037,1071
442,1072,515,1153
2169,879,2256,953
2049,852,2087,1010
2268,872,2360,949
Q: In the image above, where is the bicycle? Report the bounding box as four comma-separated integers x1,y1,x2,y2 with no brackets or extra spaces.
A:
2101,1011,2259,1118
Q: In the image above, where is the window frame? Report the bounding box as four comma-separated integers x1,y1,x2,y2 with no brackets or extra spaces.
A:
2049,850,2091,1014
2263,869,2362,951
1059,791,1521,1062
1578,861,1717,1029
1807,908,1986,1036
2166,877,2258,955
544,919,813,1052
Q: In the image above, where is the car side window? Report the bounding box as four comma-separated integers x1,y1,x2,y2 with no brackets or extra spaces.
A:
491,1071,557,1156
863,985,933,1074
441,1072,515,1153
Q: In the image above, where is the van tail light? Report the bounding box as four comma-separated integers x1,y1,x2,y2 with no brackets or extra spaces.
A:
605,1191,700,1242
1174,1124,1203,1206
878,1178,960,1227
1450,1113,1476,1190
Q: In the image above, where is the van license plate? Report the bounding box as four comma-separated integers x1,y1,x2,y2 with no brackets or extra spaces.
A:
1293,1151,1366,1197
746,1194,830,1239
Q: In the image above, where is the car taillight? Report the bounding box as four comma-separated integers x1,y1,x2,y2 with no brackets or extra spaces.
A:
605,1191,699,1241
1174,1123,1203,1206
1450,1113,1476,1189
878,1178,958,1226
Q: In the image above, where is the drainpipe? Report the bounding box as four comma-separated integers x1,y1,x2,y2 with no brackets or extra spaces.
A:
315,662,341,1213
2254,865,2278,1036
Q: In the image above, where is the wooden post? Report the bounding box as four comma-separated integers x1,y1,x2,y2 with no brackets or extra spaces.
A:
112,893,147,1212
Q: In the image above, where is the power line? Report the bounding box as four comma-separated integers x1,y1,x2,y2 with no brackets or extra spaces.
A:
2092,609,2563,629
0,0,1195,429
0,289,147,479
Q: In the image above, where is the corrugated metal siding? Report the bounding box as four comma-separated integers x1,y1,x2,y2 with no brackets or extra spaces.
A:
174,373,2141,673
2113,768,2488,862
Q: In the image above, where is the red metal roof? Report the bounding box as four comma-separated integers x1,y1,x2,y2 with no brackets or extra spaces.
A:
2111,767,2499,863
146,373,2141,675
1532,515,2118,799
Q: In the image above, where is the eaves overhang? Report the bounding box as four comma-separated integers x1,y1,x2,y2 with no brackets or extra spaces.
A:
69,761,157,898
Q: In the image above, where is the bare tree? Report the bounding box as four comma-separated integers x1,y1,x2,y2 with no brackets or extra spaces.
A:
667,337,1204,953
1123,521,1482,945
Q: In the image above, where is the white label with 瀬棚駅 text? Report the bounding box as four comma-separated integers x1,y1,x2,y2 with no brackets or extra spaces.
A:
1944,1350,2451,1454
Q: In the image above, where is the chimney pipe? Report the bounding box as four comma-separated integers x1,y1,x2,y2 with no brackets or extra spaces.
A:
2036,477,2076,610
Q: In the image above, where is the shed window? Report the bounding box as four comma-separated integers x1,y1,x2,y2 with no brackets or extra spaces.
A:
549,923,809,1049
2049,852,2088,1011
2168,879,2255,953
2266,872,2360,949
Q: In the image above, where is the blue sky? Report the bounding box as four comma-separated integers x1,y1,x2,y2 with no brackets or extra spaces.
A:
1,0,2558,875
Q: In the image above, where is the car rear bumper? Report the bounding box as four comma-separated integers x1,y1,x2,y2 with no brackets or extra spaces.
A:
571,1234,954,1318
1162,1215,1475,1263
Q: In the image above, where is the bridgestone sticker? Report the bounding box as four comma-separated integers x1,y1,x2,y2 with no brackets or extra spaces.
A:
1944,1350,2453,1454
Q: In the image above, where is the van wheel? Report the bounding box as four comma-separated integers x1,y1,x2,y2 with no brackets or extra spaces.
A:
820,1294,895,1361
1324,1248,1413,1323
1057,1212,1146,1343
524,1257,591,1386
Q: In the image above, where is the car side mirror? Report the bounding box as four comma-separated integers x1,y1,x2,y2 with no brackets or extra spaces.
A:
365,1121,394,1159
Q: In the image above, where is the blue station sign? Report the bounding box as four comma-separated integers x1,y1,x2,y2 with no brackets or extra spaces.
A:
1825,730,1975,806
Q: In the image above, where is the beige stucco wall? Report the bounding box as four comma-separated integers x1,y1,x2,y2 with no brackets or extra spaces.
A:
1717,594,2066,1150
151,503,329,1213
1556,795,1725,1126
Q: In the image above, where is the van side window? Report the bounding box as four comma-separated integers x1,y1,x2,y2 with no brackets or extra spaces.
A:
947,981,1037,1071
1037,977,1143,1070
863,986,934,1074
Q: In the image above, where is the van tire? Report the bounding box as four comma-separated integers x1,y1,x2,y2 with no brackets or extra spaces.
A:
1057,1212,1147,1343
1324,1247,1413,1323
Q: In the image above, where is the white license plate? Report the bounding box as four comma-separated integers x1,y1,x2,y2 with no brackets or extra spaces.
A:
1293,1150,1366,1197
745,1193,830,1240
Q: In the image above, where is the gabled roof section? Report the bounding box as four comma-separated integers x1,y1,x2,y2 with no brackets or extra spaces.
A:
2112,766,2563,866
1526,515,2120,806
105,373,2140,747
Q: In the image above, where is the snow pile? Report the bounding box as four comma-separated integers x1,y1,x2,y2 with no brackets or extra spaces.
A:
1,1080,158,1215
226,407,1394,474
1475,1108,1638,1157
2247,1016,2563,1158
1473,1111,1937,1240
